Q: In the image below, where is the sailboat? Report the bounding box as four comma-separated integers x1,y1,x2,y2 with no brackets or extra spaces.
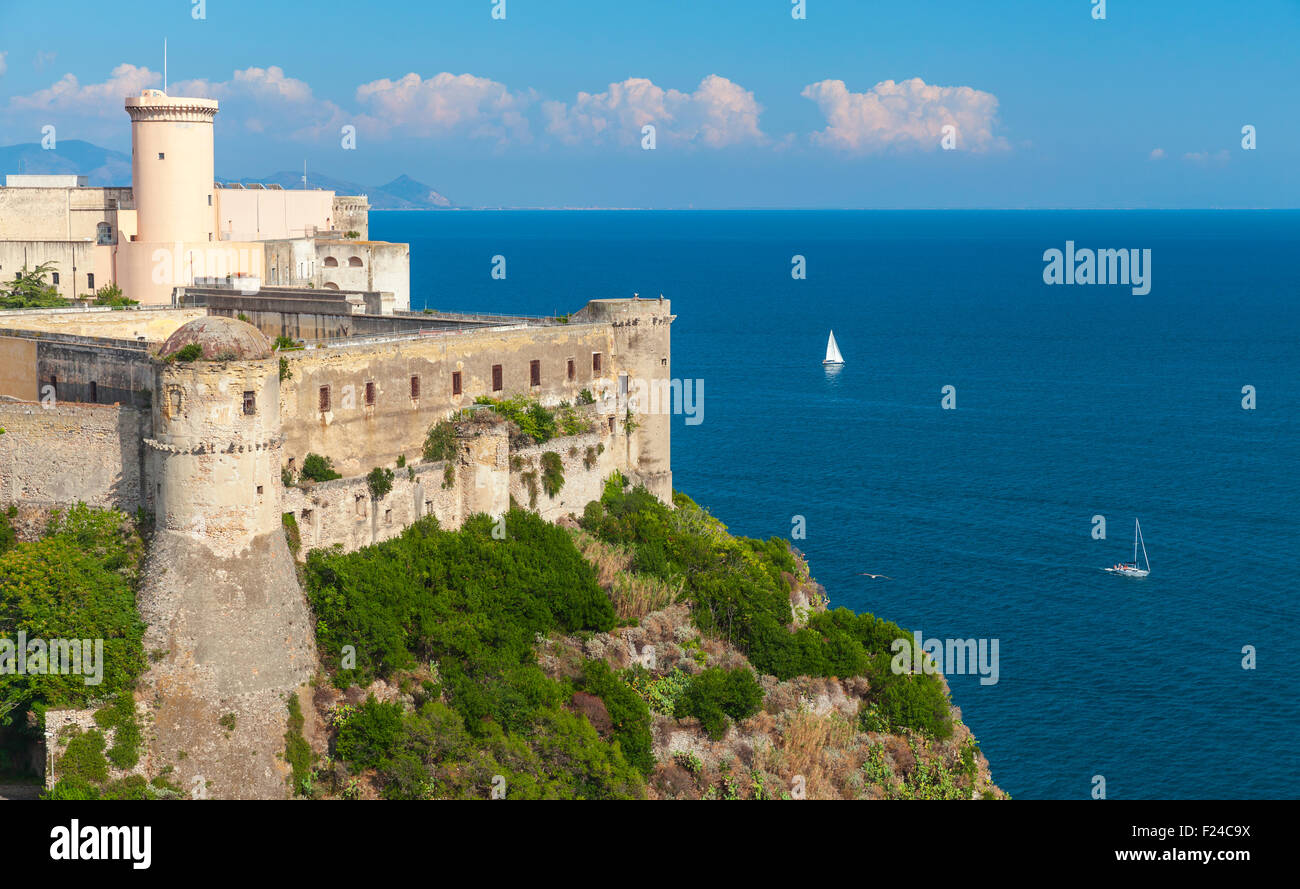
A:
823,330,845,366
1105,519,1150,577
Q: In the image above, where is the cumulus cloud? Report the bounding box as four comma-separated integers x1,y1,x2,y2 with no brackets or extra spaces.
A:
8,63,158,116
172,66,346,139
543,75,764,148
353,72,534,145
801,77,1002,152
1149,148,1165,160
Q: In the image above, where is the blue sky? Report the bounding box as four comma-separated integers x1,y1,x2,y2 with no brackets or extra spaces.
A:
1,0,1297,207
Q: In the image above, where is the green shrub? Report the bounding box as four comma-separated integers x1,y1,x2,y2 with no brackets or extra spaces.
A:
300,453,341,482
285,694,313,795
865,653,953,740
578,660,654,774
540,452,565,498
676,667,764,740
366,466,395,500
335,696,406,772
474,396,559,443
173,343,203,362
422,420,457,463
94,691,141,770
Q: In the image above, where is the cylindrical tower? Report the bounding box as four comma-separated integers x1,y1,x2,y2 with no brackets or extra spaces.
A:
149,316,281,554
125,89,219,245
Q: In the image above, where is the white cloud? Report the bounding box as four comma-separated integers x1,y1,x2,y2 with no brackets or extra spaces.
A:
544,75,764,148
8,63,158,116
353,72,534,145
172,66,346,140
1149,148,1165,160
1182,149,1229,165
0,52,8,77
801,77,1003,152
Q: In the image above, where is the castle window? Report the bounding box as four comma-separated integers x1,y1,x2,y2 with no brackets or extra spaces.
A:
592,352,602,374
96,222,113,245
365,381,376,406
87,273,94,290
567,358,575,381
410,375,420,399
608,416,615,432
530,360,541,387
243,390,256,415
348,256,363,268
89,381,98,403
208,194,212,206
355,495,366,518
619,373,629,397
319,385,331,412
384,509,392,525
324,256,338,268
492,364,503,392
661,357,667,366
257,485,264,496
451,372,462,396
51,272,60,285
157,152,165,160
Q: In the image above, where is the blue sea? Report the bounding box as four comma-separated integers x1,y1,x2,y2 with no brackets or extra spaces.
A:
372,209,1299,800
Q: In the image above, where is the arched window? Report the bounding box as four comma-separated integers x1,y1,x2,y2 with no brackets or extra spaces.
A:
323,282,340,290
323,256,338,268
347,256,363,268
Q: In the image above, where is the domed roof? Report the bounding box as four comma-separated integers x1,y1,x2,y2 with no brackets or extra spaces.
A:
159,315,272,361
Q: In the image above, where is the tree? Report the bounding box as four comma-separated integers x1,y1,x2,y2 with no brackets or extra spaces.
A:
1,263,68,309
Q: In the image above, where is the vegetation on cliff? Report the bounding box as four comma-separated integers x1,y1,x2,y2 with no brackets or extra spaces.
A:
302,509,646,798
0,505,146,726
292,476,997,800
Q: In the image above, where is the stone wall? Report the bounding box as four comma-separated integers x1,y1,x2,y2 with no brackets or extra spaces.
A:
509,431,621,522
0,400,149,511
280,321,622,478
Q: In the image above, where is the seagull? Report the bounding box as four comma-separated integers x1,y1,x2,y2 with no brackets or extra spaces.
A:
856,573,892,580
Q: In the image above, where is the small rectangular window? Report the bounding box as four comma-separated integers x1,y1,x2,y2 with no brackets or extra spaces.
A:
87,273,94,290
51,272,60,285
530,360,541,387
410,375,420,399
89,381,98,403
319,385,331,412
243,390,256,415
385,509,393,525
256,485,264,496
608,416,615,432
365,381,376,406
492,364,503,392
157,152,165,160
208,194,213,206
618,373,629,397
567,358,575,381
592,352,602,373
451,371,462,396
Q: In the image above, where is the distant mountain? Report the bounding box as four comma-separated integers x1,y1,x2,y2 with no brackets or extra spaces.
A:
0,140,132,186
0,140,452,208
223,172,453,210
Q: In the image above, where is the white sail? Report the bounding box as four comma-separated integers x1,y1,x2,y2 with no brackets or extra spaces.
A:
824,330,844,364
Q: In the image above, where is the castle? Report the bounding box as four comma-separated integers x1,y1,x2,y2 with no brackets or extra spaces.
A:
0,91,674,797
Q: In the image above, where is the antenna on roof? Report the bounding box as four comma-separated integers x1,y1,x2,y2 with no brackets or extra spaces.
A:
302,160,307,189
163,39,168,94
